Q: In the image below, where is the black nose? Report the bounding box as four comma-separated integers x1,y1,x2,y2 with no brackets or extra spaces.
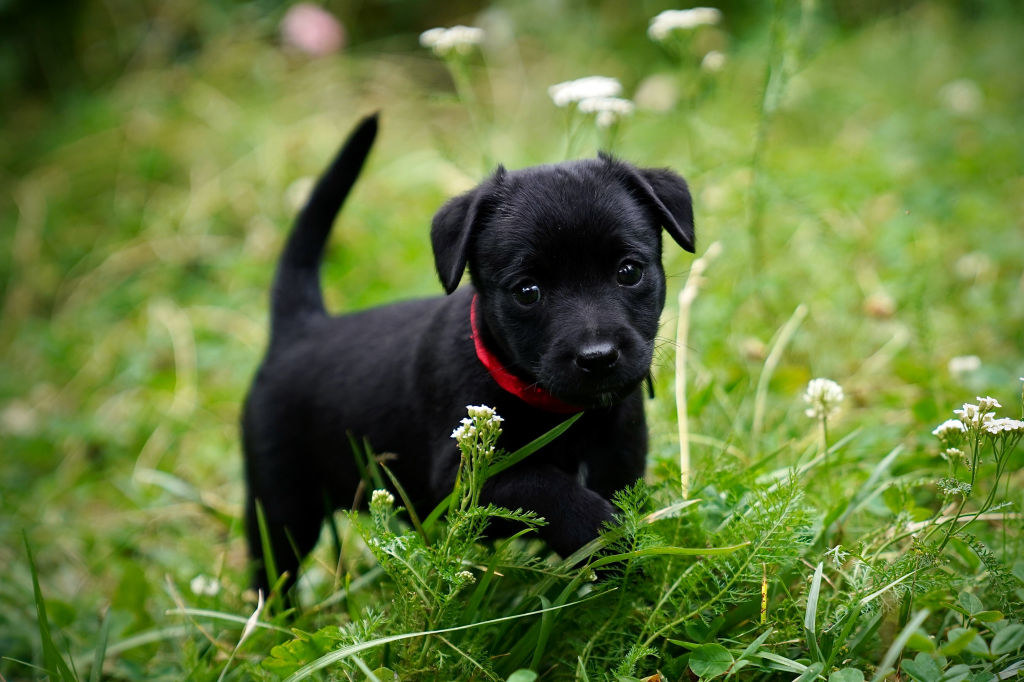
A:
575,343,620,373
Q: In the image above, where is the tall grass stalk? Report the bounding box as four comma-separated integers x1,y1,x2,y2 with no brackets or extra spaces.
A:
750,303,807,455
674,241,721,494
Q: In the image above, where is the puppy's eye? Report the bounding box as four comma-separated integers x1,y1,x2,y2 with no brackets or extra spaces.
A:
513,282,541,306
616,261,644,287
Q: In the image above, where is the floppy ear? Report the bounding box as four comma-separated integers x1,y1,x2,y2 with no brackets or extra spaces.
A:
637,167,695,253
430,190,478,294
430,168,504,294
602,153,695,253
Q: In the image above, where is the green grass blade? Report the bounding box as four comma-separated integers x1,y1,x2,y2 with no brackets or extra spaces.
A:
871,609,930,682
529,595,553,671
858,569,919,607
348,433,386,492
751,303,807,454
464,528,536,623
72,626,192,671
378,460,428,543
833,444,903,529
24,534,77,681
754,651,807,673
488,413,583,477
588,542,749,569
844,609,882,658
88,610,111,682
575,657,591,682
351,655,382,681
283,591,603,681
254,499,280,597
726,628,773,680
165,607,293,633
804,561,824,663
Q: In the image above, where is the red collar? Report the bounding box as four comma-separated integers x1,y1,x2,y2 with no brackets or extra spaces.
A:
470,295,583,414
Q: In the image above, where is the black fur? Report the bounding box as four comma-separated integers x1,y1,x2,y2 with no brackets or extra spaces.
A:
242,113,695,595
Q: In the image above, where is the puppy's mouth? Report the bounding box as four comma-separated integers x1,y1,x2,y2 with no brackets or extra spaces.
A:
545,376,644,410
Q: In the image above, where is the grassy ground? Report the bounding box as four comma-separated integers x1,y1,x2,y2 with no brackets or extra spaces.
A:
2,1,1023,679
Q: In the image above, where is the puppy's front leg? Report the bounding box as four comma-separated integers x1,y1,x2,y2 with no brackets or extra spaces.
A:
480,466,616,557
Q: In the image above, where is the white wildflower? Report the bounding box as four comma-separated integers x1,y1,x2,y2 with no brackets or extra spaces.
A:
577,96,635,128
984,418,1024,435
701,50,727,72
466,405,503,423
419,25,484,57
932,418,967,440
190,574,221,597
975,396,1001,412
948,355,981,376
456,570,476,584
954,403,995,429
648,7,722,41
940,447,964,463
451,417,478,441
548,76,622,108
371,489,394,507
803,378,844,420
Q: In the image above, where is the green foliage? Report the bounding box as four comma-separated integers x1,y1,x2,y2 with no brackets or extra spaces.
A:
3,1,1024,680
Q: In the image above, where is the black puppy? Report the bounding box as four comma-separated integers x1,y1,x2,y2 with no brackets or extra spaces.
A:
242,114,695,594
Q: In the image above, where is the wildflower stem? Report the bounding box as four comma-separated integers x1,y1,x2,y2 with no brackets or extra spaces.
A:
446,58,492,174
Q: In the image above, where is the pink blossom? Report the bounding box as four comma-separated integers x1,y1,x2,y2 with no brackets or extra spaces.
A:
281,3,345,56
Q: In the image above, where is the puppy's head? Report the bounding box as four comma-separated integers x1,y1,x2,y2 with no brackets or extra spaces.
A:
431,155,695,408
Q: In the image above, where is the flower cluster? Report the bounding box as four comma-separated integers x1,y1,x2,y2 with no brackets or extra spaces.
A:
371,489,395,509
984,418,1024,435
953,397,1000,430
934,391,1024,466
419,25,485,57
939,447,965,466
577,96,635,127
190,574,220,597
452,405,503,442
803,378,844,420
466,404,501,421
948,355,981,376
451,404,504,463
647,7,722,41
548,76,622,107
932,418,966,442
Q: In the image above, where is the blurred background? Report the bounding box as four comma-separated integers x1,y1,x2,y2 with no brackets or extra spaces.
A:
1,0,1022,676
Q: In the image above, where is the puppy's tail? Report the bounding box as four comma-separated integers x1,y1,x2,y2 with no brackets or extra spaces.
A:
270,113,378,340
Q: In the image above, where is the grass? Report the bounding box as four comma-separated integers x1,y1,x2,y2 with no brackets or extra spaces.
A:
2,1,1023,679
